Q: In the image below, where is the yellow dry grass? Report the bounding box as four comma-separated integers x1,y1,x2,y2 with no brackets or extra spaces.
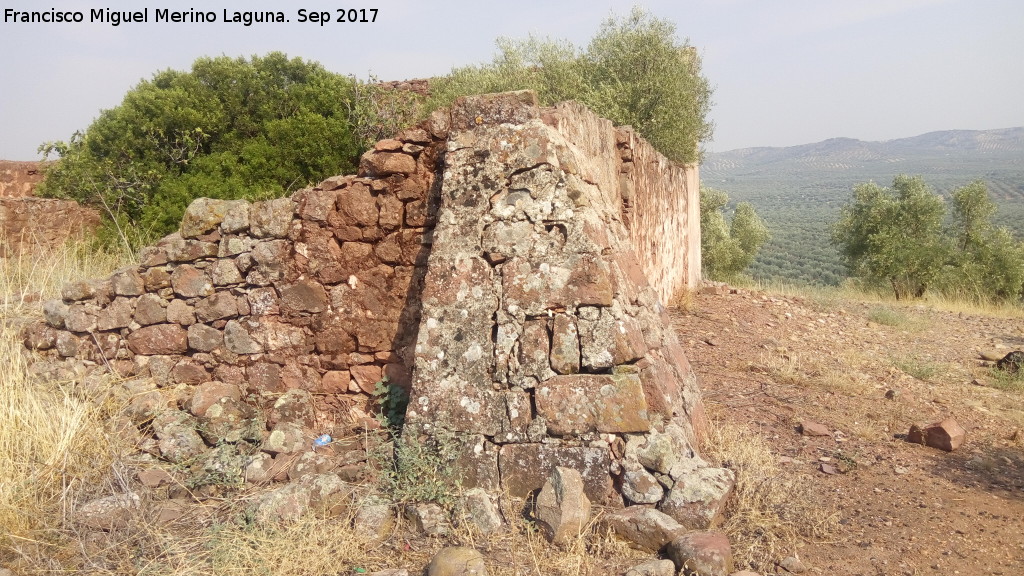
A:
702,420,838,571
734,277,1024,319
0,243,134,564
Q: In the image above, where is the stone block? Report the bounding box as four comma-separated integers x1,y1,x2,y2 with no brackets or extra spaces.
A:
665,531,733,576
659,463,734,530
111,268,145,296
497,444,611,503
907,417,966,451
170,265,214,298
279,279,328,313
187,323,224,352
166,299,196,325
250,198,294,238
535,466,591,545
535,373,650,435
549,314,580,374
134,293,167,325
127,324,188,355
601,507,686,552
96,297,134,331
194,292,240,323
181,198,234,238
359,151,417,177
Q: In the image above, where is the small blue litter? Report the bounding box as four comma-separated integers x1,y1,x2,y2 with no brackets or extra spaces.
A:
313,434,332,447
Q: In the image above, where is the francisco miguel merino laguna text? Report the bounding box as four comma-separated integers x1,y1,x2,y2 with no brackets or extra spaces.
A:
3,8,380,26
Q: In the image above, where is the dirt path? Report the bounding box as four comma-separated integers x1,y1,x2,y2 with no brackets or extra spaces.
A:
671,288,1024,575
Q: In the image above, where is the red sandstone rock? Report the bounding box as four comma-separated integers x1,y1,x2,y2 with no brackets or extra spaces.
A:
536,373,650,435
907,417,966,451
497,444,612,503
535,466,591,545
171,265,214,298
111,269,145,296
666,531,733,576
279,280,328,313
170,358,209,385
194,292,239,322
601,507,687,552
250,198,294,238
187,381,243,416
800,420,831,437
350,364,383,395
359,151,417,177
337,184,379,227
374,138,403,152
321,370,351,394
127,324,188,355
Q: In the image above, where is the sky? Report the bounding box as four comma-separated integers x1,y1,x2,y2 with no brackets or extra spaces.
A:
1,0,1021,160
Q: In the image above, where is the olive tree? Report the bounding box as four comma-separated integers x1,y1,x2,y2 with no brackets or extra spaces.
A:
429,7,714,164
831,175,948,299
700,187,770,280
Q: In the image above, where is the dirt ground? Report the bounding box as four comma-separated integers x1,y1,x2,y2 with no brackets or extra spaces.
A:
671,288,1024,575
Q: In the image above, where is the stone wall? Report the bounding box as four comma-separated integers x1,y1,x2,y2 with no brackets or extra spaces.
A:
25,124,448,480
541,103,701,304
0,197,101,257
24,92,722,521
0,160,47,197
404,92,729,521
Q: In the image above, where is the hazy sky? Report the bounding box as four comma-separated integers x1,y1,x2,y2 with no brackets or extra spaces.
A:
1,0,1021,160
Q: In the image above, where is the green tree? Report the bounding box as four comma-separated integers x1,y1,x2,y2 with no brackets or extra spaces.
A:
700,187,770,280
831,175,949,299
37,53,370,244
429,7,713,164
946,181,1024,301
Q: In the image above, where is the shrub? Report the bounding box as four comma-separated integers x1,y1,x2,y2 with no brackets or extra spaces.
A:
37,53,380,246
429,7,713,165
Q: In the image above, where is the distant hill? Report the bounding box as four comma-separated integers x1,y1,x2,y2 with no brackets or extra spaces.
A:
702,128,1024,286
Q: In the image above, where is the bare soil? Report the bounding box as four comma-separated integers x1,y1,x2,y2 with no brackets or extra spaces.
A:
672,288,1024,575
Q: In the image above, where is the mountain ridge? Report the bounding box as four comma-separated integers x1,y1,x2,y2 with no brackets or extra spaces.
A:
705,127,1024,176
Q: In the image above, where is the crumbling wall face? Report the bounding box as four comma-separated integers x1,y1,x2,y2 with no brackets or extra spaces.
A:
404,92,727,521
25,126,447,474
542,102,701,304
0,197,101,257
0,160,47,197
617,128,702,298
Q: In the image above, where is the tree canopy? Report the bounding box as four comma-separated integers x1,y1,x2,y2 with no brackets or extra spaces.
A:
831,176,1024,301
38,53,367,243
700,187,771,281
428,7,714,165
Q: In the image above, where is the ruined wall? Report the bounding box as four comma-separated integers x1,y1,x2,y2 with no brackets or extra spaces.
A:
24,92,721,519
542,103,701,304
0,160,102,257
24,125,447,483
0,197,101,257
404,92,729,522
0,160,47,197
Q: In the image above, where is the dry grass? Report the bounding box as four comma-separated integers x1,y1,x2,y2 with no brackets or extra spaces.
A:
671,286,699,314
0,243,134,565
17,489,647,575
702,420,838,572
736,277,1024,319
